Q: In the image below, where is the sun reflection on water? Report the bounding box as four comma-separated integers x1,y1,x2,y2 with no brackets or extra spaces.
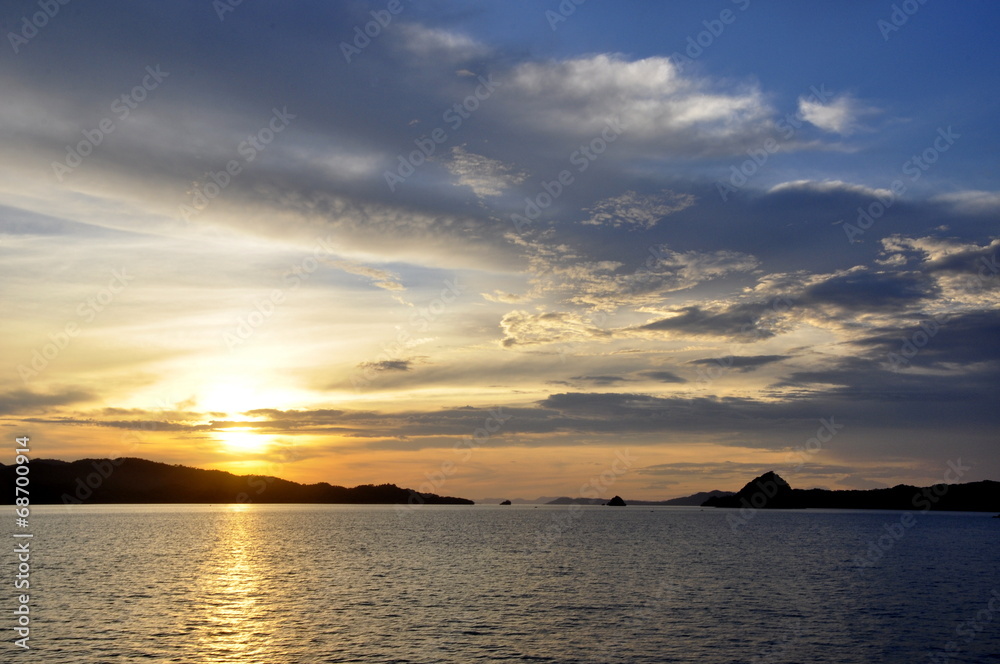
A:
193,507,277,662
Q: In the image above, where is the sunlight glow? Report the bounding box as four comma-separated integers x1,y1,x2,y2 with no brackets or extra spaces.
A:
199,381,259,416
215,428,269,454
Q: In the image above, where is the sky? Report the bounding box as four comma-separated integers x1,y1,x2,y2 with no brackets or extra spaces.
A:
2,0,999,501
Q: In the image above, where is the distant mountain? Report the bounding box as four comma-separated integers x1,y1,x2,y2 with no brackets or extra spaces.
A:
544,489,735,506
702,471,1000,512
630,490,735,506
546,496,606,505
0,457,474,505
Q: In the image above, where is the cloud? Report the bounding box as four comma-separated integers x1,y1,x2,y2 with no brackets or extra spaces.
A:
2,2,999,490
582,190,696,229
396,24,490,61
767,179,892,199
502,54,775,156
637,302,784,342
873,235,1000,312
570,375,630,386
637,370,687,383
798,94,876,135
628,257,969,345
879,235,1000,271
798,269,937,313
12,372,999,462
444,146,528,198
332,260,406,292
482,290,531,304
932,190,1000,215
850,310,1000,368
358,360,414,373
511,234,759,312
688,355,789,373
641,245,760,287
499,310,611,347
0,388,94,415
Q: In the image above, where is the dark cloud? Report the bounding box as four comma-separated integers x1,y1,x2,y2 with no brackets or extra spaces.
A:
244,408,347,422
637,370,687,383
798,270,937,312
850,310,1000,368
358,360,413,372
925,247,1000,279
637,303,779,341
0,389,94,415
19,417,195,432
688,355,789,372
570,375,630,385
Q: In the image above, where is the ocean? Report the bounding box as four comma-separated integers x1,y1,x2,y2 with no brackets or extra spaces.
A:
12,504,1000,663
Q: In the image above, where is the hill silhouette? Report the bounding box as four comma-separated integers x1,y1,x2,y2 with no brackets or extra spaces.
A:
631,490,736,506
702,471,1000,512
546,489,734,506
0,457,474,505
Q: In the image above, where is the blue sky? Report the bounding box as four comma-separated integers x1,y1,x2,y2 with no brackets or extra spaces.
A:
1,0,998,500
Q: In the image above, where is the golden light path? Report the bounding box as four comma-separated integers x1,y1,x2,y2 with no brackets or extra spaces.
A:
193,505,280,662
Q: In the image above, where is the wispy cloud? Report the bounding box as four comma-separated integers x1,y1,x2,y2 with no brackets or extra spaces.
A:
797,93,878,135
332,260,406,292
444,147,528,198
582,190,695,229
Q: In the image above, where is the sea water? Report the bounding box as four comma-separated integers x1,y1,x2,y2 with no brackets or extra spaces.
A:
11,504,999,663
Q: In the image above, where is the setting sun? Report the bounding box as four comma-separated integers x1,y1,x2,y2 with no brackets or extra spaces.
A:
214,428,269,454
198,381,262,416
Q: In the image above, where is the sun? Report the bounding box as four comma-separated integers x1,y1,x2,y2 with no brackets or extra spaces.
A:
193,375,309,418
215,428,270,454
199,381,259,417
190,375,308,456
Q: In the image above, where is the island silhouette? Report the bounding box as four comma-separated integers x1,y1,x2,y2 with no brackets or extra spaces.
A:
540,471,999,512
3,461,997,511
545,490,733,506
0,457,474,505
701,471,1000,512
